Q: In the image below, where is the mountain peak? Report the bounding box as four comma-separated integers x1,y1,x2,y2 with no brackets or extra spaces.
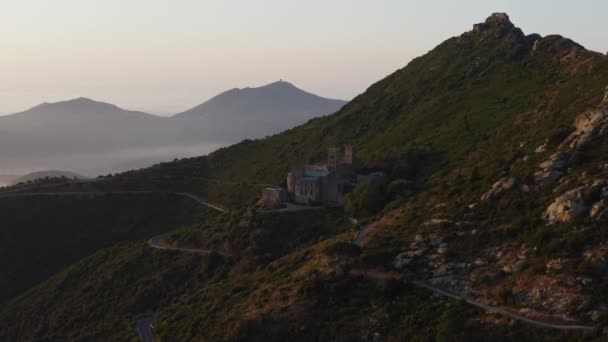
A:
472,12,516,34
263,80,297,89
174,80,347,125
70,97,97,103
36,97,112,109
63,97,114,107
17,97,140,119
487,12,512,25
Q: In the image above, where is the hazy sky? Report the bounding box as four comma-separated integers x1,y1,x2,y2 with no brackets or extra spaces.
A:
1,0,606,114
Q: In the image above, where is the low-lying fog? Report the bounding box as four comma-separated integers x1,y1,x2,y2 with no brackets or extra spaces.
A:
0,142,226,178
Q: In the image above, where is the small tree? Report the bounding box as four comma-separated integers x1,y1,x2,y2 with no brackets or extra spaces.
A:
345,183,387,218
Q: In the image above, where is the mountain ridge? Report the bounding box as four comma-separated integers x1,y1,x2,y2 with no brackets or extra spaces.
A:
5,97,159,120
175,79,346,119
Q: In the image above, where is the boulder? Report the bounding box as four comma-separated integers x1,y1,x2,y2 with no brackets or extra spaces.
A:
437,245,448,255
544,186,588,224
512,259,528,273
474,258,488,266
546,258,565,272
535,143,547,153
502,259,527,274
481,177,517,201
545,180,608,223
560,107,608,149
590,200,608,220
423,218,451,226
393,252,412,269
532,39,541,53
407,248,426,258
534,153,568,183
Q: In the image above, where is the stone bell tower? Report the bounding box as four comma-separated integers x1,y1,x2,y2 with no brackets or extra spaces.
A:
327,147,341,170
343,145,355,166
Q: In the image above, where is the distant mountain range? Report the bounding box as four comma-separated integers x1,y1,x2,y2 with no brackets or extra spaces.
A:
0,81,346,176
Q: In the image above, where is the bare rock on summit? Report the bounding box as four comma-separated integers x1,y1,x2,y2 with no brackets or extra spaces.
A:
471,13,526,43
473,13,513,32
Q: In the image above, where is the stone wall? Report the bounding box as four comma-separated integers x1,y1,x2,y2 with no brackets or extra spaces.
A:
259,188,288,209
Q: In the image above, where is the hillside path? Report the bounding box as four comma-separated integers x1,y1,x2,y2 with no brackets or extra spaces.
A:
353,222,374,246
148,235,230,257
349,221,596,333
414,279,596,332
136,316,155,342
353,268,596,332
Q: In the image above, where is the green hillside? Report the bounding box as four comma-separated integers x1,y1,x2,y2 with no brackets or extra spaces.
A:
0,209,582,341
2,13,608,340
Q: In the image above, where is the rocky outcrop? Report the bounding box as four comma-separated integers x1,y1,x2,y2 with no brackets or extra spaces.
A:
473,13,514,33
480,177,517,201
470,12,527,47
544,180,608,224
532,35,599,75
393,252,412,269
534,35,585,56
546,258,565,272
534,153,568,183
502,259,528,274
544,186,588,224
534,143,547,153
534,88,608,186
590,200,608,220
560,106,608,149
423,218,451,226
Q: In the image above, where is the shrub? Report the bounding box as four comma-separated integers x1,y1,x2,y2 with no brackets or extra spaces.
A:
498,287,513,304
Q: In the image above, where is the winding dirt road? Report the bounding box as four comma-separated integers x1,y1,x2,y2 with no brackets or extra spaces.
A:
410,280,596,332
148,235,230,257
350,223,596,333
136,316,155,342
